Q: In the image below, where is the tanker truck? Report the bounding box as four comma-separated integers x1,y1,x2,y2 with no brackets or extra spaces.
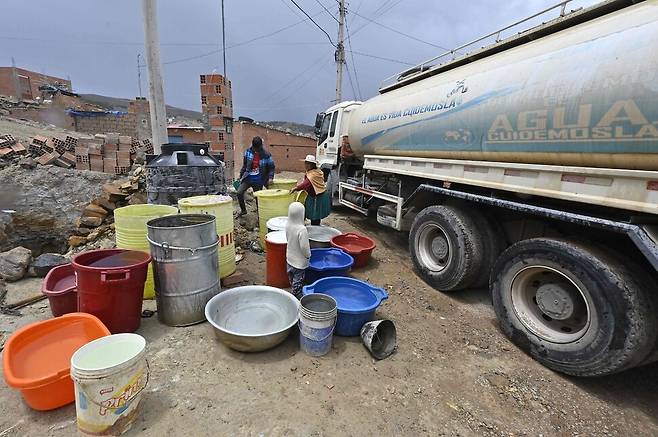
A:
313,0,658,376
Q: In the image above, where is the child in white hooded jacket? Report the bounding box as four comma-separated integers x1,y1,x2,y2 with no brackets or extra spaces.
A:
286,202,311,299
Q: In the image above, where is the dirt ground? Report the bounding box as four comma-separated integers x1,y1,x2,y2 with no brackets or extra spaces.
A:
0,206,657,436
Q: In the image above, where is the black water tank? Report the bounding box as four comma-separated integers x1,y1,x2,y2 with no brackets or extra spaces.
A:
145,143,226,205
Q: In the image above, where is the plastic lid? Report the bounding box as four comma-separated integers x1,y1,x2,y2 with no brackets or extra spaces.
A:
254,189,290,198
266,216,288,230
266,230,287,244
178,195,232,206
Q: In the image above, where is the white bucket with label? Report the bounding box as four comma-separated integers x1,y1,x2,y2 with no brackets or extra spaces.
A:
70,333,148,436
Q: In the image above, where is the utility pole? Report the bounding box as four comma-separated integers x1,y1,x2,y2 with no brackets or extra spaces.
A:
141,0,167,153
11,57,21,102
221,0,227,78
335,0,346,102
137,54,143,98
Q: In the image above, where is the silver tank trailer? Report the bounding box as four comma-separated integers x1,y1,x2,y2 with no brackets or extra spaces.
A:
347,1,658,170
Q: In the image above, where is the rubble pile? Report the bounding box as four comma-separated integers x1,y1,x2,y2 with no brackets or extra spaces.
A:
0,132,153,175
68,166,147,249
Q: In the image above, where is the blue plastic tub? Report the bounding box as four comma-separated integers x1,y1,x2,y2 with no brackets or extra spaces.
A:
302,276,388,336
305,248,354,284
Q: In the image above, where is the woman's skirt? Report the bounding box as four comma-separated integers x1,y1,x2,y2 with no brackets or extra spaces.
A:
305,190,331,221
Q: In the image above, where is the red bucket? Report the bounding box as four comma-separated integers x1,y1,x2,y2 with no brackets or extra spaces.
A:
72,249,151,334
42,263,77,317
330,232,376,269
265,231,290,288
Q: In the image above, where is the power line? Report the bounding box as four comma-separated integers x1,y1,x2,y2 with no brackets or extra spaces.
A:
349,8,451,51
159,10,326,66
313,0,339,22
258,52,328,106
288,0,336,46
344,61,357,100
348,50,414,66
344,15,362,100
351,0,404,35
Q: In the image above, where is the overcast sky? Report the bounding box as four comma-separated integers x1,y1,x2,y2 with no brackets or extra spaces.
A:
2,0,600,124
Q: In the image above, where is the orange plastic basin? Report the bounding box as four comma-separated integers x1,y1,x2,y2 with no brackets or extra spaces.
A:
3,313,110,410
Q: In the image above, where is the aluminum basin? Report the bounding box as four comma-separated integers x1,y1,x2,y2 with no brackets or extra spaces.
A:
205,286,300,352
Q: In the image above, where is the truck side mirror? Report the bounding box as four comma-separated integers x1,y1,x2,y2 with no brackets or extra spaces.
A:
314,113,324,137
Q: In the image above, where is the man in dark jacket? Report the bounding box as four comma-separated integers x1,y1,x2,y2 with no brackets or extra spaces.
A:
236,136,275,216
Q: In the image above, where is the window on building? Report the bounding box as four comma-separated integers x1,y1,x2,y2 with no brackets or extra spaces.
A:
228,80,232,88
201,96,207,105
205,141,211,148
229,99,233,107
218,132,224,141
217,106,222,115
215,85,221,94
200,75,206,84
224,119,233,134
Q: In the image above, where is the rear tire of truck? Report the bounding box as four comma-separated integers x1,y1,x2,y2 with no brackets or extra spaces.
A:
409,205,485,291
491,238,657,376
471,213,505,287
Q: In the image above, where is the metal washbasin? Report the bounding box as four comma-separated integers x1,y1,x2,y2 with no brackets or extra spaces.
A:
204,286,300,352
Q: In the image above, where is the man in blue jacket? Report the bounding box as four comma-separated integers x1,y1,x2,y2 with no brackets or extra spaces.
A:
237,136,275,216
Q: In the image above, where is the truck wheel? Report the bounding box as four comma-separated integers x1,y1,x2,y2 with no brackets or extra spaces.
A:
491,238,657,376
471,214,505,288
409,205,485,291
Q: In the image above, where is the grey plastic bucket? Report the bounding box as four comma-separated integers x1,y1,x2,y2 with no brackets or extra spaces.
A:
360,319,397,360
299,294,337,356
147,214,220,326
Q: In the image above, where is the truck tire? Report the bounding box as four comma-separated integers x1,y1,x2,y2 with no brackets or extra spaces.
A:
471,213,505,288
491,238,657,376
409,205,485,291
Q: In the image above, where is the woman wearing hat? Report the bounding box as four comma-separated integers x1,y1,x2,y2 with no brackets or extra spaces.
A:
290,155,331,225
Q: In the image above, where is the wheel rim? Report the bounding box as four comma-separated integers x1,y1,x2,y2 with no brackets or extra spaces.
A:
510,265,591,344
416,223,452,272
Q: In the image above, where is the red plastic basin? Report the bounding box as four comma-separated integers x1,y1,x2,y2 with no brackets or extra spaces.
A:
42,263,77,317
330,232,376,269
3,313,110,410
72,249,151,334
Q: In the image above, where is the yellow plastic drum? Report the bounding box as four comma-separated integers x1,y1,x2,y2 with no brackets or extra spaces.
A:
269,179,297,191
114,204,178,298
178,195,236,278
254,189,306,248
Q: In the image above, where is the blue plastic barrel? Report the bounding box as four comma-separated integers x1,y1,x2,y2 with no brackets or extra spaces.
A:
302,277,388,336
298,294,337,356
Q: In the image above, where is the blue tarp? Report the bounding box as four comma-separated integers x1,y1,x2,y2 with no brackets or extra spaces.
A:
66,109,127,117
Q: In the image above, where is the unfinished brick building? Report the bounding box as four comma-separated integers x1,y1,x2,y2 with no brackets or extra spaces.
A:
0,67,72,100
199,74,234,183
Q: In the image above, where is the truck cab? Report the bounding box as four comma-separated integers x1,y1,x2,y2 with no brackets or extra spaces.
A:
314,101,361,170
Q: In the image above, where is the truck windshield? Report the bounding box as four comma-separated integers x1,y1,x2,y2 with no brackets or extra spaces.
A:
318,112,332,144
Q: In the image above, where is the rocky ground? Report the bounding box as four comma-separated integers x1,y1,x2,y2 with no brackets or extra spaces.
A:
0,193,656,436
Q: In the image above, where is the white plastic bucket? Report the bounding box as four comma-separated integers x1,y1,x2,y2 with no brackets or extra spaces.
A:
70,334,148,436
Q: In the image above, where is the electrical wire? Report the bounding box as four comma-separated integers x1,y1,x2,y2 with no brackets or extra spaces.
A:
288,0,336,46
348,50,414,66
344,61,358,100
313,0,339,22
344,15,363,100
349,9,451,51
350,0,404,35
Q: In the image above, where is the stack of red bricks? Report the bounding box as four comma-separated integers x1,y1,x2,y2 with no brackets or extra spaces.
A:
73,133,153,174
27,134,78,168
0,134,27,160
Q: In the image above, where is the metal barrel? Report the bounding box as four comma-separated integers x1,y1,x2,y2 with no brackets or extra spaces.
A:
146,214,220,326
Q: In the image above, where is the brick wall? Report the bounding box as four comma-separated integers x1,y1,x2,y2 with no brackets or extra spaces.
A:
0,67,72,100
233,121,316,177
167,127,206,143
71,113,138,137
